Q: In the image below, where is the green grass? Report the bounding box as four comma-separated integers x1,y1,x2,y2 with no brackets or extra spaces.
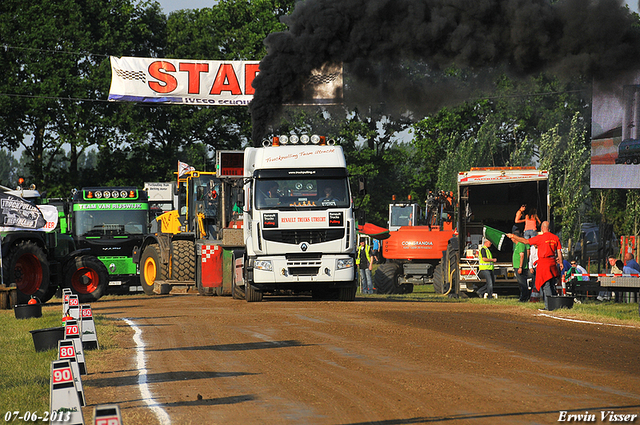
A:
0,304,125,417
363,281,640,324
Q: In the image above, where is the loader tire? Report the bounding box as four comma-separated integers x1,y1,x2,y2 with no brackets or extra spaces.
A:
5,240,52,304
64,255,109,303
373,263,401,294
140,244,166,295
171,240,196,282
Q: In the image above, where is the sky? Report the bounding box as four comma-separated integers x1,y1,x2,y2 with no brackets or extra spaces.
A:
155,0,640,14
156,0,216,13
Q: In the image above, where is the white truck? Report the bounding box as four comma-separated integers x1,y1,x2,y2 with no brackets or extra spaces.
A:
134,134,358,302
241,135,357,301
434,167,550,297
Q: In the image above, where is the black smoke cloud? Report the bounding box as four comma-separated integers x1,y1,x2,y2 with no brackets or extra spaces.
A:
250,0,640,143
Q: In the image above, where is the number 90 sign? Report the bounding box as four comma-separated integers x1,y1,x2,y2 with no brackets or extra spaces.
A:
52,367,73,384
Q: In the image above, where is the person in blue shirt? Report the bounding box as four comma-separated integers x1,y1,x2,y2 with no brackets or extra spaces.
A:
372,238,380,264
623,252,640,274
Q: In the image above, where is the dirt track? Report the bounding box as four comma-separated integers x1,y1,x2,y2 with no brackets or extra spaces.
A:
82,294,640,424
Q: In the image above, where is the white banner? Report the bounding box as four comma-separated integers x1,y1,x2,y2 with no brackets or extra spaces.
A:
0,204,58,233
109,56,260,105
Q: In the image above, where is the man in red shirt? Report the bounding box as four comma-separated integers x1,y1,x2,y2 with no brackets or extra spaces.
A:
507,221,563,309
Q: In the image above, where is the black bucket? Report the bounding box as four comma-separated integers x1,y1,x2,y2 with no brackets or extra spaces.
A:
547,295,574,311
29,326,65,352
14,303,42,319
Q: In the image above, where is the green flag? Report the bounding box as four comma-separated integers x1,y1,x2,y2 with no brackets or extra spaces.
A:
483,225,507,251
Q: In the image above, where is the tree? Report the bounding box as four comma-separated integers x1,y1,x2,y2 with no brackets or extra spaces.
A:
539,113,589,243
0,0,166,194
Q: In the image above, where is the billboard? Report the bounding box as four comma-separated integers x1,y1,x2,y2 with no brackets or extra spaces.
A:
109,56,260,105
591,71,640,188
109,57,344,106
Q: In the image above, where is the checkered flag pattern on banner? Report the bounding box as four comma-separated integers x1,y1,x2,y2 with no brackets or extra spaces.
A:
306,71,341,86
114,68,146,83
178,161,195,177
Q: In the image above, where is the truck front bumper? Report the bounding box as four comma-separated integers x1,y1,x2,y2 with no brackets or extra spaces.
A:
252,255,355,284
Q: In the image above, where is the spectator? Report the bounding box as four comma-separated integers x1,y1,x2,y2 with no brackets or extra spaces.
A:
356,240,374,294
511,230,530,302
513,204,527,233
623,252,640,274
567,260,588,281
523,207,542,239
477,238,498,299
608,256,624,274
372,238,380,264
507,221,563,310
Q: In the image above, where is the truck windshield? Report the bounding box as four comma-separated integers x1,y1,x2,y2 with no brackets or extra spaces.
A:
74,208,149,237
255,178,350,210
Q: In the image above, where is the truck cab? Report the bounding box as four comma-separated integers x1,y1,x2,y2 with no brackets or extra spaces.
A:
242,135,357,300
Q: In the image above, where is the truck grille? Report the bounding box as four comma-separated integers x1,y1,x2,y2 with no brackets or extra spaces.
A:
289,267,320,276
262,229,344,244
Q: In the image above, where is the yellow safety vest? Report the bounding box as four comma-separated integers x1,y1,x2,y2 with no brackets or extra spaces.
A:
479,246,494,271
356,245,372,265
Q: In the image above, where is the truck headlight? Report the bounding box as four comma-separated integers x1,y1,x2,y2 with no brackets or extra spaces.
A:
336,258,354,270
254,260,273,272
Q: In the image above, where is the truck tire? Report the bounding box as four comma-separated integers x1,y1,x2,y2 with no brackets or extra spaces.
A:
5,240,52,304
374,263,401,294
245,283,263,302
140,244,166,295
338,283,357,301
171,240,196,282
63,255,109,303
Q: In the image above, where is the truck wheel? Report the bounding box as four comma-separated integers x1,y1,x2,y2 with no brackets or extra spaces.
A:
5,240,52,304
171,240,196,282
338,283,357,301
374,263,401,294
245,283,263,302
140,244,166,295
64,256,108,303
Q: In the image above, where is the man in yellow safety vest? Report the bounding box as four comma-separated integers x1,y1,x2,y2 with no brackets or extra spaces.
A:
356,240,374,294
477,237,497,299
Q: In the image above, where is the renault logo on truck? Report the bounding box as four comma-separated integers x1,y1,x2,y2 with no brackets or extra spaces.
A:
300,242,309,252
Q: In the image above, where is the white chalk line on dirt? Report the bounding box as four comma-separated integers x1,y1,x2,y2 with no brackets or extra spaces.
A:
536,312,640,328
123,318,172,425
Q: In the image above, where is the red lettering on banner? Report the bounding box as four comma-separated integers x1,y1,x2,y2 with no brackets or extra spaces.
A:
210,64,242,95
148,61,178,93
245,63,260,95
179,63,209,94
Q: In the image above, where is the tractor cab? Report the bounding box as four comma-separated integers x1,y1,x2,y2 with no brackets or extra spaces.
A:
175,171,221,240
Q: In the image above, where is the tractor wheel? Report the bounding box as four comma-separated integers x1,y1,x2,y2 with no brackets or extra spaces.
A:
171,240,196,282
63,256,109,303
245,283,263,302
140,244,166,295
374,263,402,294
5,240,52,304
